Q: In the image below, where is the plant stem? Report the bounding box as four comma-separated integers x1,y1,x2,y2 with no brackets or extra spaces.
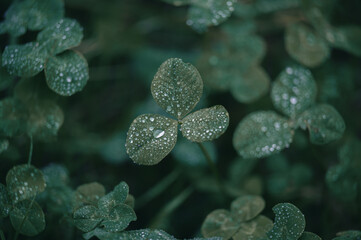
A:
27,135,33,166
135,168,182,210
0,230,6,240
13,196,36,240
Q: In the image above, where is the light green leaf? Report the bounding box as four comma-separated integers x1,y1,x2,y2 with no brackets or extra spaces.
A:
42,163,69,187
151,58,203,119
230,66,270,103
73,205,103,232
230,195,265,222
297,104,345,144
233,111,293,159
333,230,361,240
75,182,106,208
45,50,89,96
331,26,361,57
0,98,28,137
10,200,46,237
233,215,273,240
187,0,236,33
0,183,12,218
181,105,229,142
84,228,177,240
98,182,129,213
271,66,317,118
285,22,330,68
267,203,306,240
126,114,178,165
2,42,48,77
201,209,239,239
6,164,46,204
101,204,137,232
299,232,322,240
37,18,83,55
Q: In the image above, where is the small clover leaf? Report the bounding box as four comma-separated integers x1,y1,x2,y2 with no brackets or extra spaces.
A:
271,66,317,118
45,50,89,96
98,182,129,213
201,209,240,239
74,182,106,208
297,104,345,144
84,228,177,240
233,215,273,240
10,200,46,237
181,105,229,142
233,111,293,159
230,195,265,222
101,204,137,232
299,232,322,240
151,58,203,119
6,164,46,204
73,205,103,232
267,203,306,240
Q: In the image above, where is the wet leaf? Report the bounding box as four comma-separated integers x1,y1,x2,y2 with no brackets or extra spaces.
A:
299,232,322,240
85,228,177,240
233,215,273,240
151,58,203,119
98,182,129,213
126,114,178,165
230,66,270,103
271,66,317,118
45,50,88,96
181,105,229,142
0,98,28,137
230,195,265,222
201,209,239,239
6,164,46,204
0,183,12,218
285,22,330,67
75,182,106,208
73,205,103,232
233,111,293,159
10,200,46,237
267,203,306,240
37,18,83,55
101,204,137,232
2,42,48,77
297,104,345,144
187,0,236,33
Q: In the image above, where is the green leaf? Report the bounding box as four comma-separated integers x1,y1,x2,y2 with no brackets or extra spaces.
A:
73,205,103,232
230,66,270,103
0,0,64,36
267,203,306,240
126,114,178,165
37,18,83,55
45,50,89,96
285,22,330,68
331,26,361,57
10,200,46,237
230,195,265,222
181,105,229,142
271,66,317,118
75,182,106,208
0,183,12,218
6,164,46,204
333,230,361,240
201,209,239,239
2,42,49,77
101,204,137,232
151,58,203,119
124,194,135,209
0,98,28,137
0,138,9,154
39,185,74,214
84,228,177,240
233,215,273,240
187,0,236,33
42,163,69,187
297,104,345,144
299,232,322,240
325,165,357,202
233,111,293,159
98,182,129,213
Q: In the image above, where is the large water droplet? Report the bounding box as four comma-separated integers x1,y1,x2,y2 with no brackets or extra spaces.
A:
153,129,165,138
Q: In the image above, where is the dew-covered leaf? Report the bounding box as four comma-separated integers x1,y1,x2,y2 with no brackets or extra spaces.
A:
285,22,330,68
230,195,265,222
233,215,273,240
267,203,306,240
181,105,229,142
201,209,239,239
101,204,137,232
84,228,177,240
98,182,129,213
126,114,178,165
0,183,12,218
297,104,345,144
331,26,361,57
162,0,190,6
73,205,103,232
10,200,46,237
37,18,83,55
2,42,49,77
187,0,236,33
233,111,293,159
75,182,106,208
0,98,28,137
0,0,64,36
230,66,270,103
271,66,317,118
299,232,322,240
6,164,46,204
333,230,361,240
45,50,89,96
42,163,69,187
151,58,203,119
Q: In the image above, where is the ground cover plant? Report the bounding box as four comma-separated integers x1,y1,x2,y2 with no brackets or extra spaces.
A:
0,0,361,239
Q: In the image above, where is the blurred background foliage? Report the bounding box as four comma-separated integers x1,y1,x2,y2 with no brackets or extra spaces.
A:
0,0,361,239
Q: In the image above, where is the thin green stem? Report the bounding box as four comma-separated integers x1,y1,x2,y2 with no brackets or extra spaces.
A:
135,168,182,210
27,135,33,166
0,230,6,240
13,195,36,240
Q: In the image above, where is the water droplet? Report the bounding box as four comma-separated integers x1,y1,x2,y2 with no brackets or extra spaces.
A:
153,129,165,139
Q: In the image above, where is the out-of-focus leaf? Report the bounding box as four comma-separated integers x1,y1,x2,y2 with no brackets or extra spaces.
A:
201,209,239,239
74,182,106,208
331,26,361,57
0,98,28,137
42,163,69,187
0,183,12,218
233,215,273,240
299,232,322,240
230,195,265,222
333,230,361,240
0,138,9,154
